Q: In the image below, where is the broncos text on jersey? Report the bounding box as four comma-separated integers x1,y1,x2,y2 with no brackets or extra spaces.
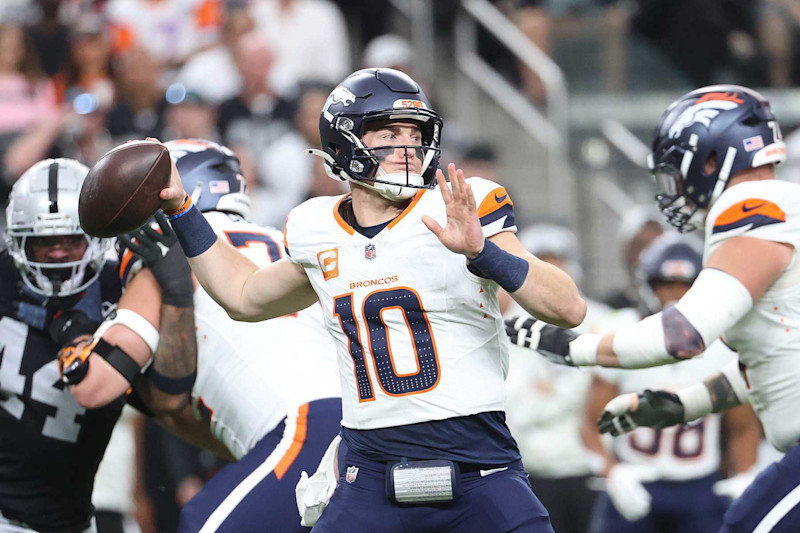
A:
284,177,517,431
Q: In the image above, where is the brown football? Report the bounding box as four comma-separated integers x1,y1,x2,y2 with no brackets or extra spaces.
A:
79,141,171,238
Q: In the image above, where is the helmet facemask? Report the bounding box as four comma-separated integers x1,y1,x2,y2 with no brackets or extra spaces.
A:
5,214,108,298
321,111,441,202
651,156,705,233
343,115,440,201
4,158,108,298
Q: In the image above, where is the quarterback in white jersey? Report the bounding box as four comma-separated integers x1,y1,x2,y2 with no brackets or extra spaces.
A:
159,69,585,533
507,85,800,533
285,175,519,430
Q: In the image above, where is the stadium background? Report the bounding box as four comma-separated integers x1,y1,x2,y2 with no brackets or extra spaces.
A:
0,0,796,531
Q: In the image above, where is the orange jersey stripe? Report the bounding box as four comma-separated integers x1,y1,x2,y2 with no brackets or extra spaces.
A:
387,189,426,230
333,195,355,235
118,249,134,281
714,199,786,228
477,187,513,219
273,403,310,480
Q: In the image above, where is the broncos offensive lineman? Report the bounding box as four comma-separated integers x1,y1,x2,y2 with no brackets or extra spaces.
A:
507,85,800,532
0,159,122,532
69,139,343,532
584,232,760,532
158,68,585,532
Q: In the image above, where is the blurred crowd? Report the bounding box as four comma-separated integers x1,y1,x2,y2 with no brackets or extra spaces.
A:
0,0,422,230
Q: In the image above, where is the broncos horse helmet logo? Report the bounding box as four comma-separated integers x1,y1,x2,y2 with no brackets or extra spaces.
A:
668,92,745,139
322,85,357,121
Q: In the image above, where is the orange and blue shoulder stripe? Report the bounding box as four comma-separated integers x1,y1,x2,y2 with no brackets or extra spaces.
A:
712,198,786,234
477,186,515,229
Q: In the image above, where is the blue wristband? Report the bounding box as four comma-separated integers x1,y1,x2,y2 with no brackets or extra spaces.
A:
468,238,529,292
167,203,217,257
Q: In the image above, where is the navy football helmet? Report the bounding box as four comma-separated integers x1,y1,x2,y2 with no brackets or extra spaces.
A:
165,139,250,220
636,232,703,313
650,85,786,232
308,68,443,201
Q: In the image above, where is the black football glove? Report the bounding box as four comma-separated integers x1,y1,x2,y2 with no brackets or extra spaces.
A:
504,316,580,366
597,389,686,437
118,212,194,308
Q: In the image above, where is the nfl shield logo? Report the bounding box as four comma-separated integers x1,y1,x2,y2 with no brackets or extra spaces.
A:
345,465,359,483
364,243,376,261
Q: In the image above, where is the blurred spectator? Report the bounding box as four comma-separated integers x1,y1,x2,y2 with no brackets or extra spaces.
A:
55,14,115,108
106,47,167,141
218,31,291,188
4,83,115,176
0,0,38,26
249,83,346,227
106,0,223,70
249,0,350,94
0,24,57,135
162,84,219,141
759,0,800,86
0,23,58,185
363,34,414,73
457,142,500,182
176,6,253,105
602,204,665,310
504,221,610,533
28,0,71,77
514,0,628,100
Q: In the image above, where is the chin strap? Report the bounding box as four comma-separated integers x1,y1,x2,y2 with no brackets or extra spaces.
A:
305,148,423,202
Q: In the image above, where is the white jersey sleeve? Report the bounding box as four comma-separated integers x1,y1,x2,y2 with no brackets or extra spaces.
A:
705,180,800,256
467,177,518,237
703,180,800,452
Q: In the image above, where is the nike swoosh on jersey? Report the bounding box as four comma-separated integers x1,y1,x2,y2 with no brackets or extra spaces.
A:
742,201,766,212
479,466,508,477
712,198,785,234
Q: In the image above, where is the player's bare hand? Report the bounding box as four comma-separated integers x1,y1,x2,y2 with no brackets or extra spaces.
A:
422,164,484,257
146,138,186,212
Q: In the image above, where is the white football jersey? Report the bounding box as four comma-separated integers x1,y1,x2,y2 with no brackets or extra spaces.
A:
596,340,737,481
704,179,800,452
121,212,342,460
284,178,517,430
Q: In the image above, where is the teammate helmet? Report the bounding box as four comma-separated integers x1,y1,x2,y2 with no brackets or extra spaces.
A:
636,232,703,313
4,158,109,297
309,68,443,202
650,85,786,232
165,139,250,220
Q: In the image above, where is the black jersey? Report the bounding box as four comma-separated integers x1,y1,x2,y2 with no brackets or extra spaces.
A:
0,250,123,532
